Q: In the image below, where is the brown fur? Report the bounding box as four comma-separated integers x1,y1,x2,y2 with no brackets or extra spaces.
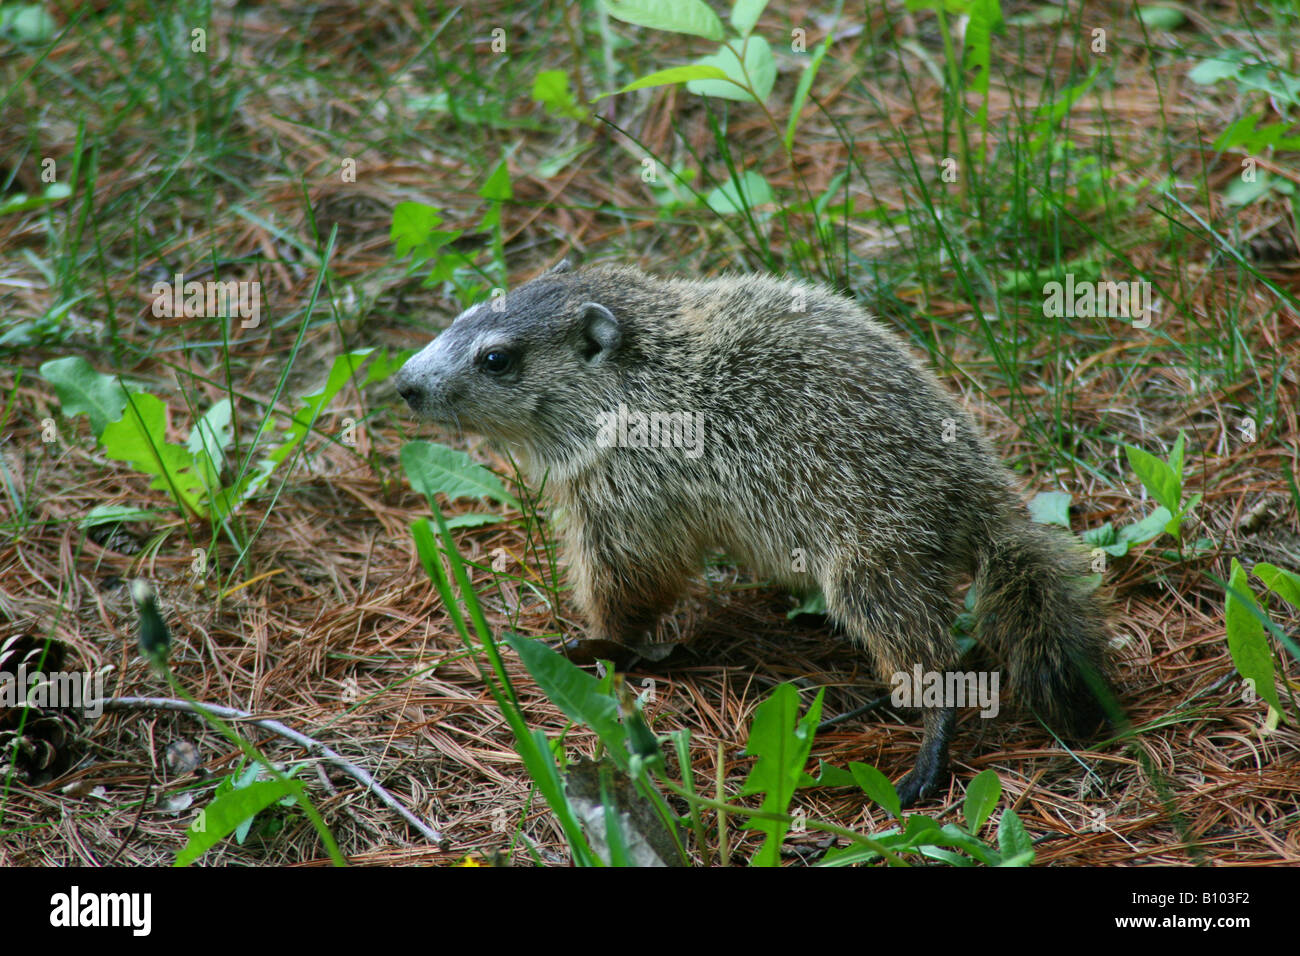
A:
395,262,1117,805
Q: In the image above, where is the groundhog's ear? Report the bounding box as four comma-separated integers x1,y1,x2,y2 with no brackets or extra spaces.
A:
545,258,572,275
576,302,620,364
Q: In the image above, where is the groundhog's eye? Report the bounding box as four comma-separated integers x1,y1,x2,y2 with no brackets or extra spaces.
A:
479,349,516,376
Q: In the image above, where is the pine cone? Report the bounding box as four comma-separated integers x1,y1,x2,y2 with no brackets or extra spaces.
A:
0,632,85,785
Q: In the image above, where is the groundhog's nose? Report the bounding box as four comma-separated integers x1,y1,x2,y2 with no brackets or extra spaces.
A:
393,366,423,410
396,380,421,408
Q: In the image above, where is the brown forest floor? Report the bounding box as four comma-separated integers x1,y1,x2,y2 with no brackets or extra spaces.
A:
1,1,1298,865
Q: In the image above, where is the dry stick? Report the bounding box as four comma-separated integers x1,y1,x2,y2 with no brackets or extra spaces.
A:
105,778,154,866
95,696,443,845
313,760,391,847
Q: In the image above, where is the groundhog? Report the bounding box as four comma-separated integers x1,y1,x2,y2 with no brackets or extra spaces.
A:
394,261,1115,807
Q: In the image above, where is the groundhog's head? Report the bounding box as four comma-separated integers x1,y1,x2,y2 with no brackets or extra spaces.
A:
394,261,659,469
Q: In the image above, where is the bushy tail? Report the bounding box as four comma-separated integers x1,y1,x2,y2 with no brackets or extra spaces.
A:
974,519,1116,737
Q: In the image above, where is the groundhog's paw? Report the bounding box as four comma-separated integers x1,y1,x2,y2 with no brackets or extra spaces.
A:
894,759,948,809
559,636,636,669
894,771,931,809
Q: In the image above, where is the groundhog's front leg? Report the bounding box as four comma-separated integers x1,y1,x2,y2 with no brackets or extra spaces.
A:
561,528,689,666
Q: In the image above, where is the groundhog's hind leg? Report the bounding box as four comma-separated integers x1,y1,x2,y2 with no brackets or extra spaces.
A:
825,562,960,809
895,705,956,808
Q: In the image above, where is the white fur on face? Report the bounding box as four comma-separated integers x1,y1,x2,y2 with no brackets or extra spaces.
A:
402,304,484,384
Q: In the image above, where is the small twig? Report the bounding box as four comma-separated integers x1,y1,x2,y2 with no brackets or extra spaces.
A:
105,777,153,866
94,696,444,845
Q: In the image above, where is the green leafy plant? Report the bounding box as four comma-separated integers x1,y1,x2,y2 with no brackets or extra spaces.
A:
403,436,655,864
736,682,822,865
40,357,231,520
905,0,1003,135
1188,51,1300,206
1124,430,1201,543
0,181,71,218
38,355,134,435
391,160,514,304
0,4,55,44
401,441,519,511
229,348,401,512
1133,4,1184,31
1222,559,1300,725
40,349,398,529
812,764,1032,866
1029,489,1167,560
102,393,232,520
588,0,845,281
994,65,1142,229
405,444,842,865
504,632,690,864
1109,430,1296,728
0,293,93,349
532,69,590,123
600,0,775,103
176,760,309,865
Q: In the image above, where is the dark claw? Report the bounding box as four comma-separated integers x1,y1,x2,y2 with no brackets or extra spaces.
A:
896,763,942,809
